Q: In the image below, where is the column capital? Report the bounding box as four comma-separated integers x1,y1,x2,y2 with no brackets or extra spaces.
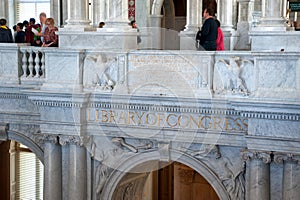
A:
240,149,272,163
273,153,300,165
59,135,89,146
35,134,59,144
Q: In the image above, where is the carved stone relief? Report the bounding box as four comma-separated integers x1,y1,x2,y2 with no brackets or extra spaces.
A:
214,57,254,95
188,145,245,199
83,53,118,91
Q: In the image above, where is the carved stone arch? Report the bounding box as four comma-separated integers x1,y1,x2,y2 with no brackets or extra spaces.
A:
101,149,230,200
7,130,44,163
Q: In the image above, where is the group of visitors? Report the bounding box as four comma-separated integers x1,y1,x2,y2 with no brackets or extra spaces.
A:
0,12,58,47
196,7,224,51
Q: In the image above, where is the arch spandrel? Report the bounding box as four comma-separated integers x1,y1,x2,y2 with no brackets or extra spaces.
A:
99,148,242,200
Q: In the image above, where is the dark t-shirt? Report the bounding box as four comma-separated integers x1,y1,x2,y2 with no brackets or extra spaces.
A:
15,31,26,43
0,27,13,43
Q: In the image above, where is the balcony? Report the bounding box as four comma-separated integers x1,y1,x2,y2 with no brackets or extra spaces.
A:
0,43,300,154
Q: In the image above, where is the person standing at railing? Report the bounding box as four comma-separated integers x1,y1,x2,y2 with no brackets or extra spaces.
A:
215,19,225,51
42,18,58,47
0,18,13,43
15,22,26,43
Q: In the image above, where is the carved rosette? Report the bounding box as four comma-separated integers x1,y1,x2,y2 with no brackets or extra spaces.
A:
35,134,59,144
240,149,272,163
274,153,300,165
59,135,88,146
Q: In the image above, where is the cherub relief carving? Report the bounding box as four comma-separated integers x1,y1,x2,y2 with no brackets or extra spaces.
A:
214,56,254,95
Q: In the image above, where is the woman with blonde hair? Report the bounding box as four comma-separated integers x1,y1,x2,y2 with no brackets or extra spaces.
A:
42,18,58,47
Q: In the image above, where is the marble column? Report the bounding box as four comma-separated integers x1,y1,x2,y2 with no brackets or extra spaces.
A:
43,135,62,200
184,0,202,32
64,0,91,30
256,0,287,30
274,153,300,200
241,150,271,200
217,0,235,50
179,0,201,50
218,0,234,31
92,0,107,27
235,0,253,50
0,0,8,19
67,137,87,200
105,0,130,27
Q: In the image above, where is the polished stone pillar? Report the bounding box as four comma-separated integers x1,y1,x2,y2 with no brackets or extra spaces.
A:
105,0,130,27
179,0,201,50
185,0,202,32
92,0,107,27
274,153,300,200
67,137,87,200
235,0,253,50
64,0,91,30
256,0,287,30
241,150,271,200
43,135,62,200
218,0,234,31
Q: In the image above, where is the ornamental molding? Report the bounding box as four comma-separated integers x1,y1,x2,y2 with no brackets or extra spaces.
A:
240,149,272,163
273,153,300,165
89,102,241,116
0,93,28,100
32,100,83,108
35,133,59,144
59,135,88,146
241,111,299,121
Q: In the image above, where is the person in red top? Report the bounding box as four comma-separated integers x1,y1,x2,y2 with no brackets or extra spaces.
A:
42,18,58,47
215,19,225,51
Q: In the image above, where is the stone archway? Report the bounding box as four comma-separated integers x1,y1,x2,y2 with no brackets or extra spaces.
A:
101,150,230,200
7,130,44,163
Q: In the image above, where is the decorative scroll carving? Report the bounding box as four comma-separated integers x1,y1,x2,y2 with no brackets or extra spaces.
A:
240,149,272,164
274,153,300,165
83,54,116,91
213,57,254,95
123,182,134,200
35,134,59,144
59,135,86,146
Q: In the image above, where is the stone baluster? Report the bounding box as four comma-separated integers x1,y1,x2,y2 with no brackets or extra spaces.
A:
35,134,62,200
274,153,300,200
64,0,91,30
40,52,45,78
28,51,34,77
241,149,271,200
60,136,87,200
21,51,28,77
